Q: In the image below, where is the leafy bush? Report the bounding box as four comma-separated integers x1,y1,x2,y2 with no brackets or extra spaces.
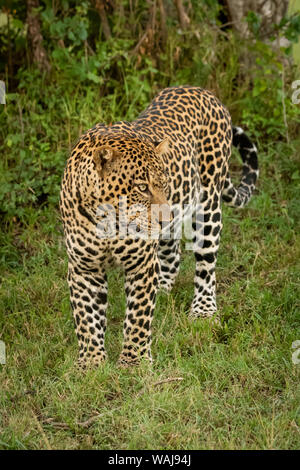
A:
0,0,300,222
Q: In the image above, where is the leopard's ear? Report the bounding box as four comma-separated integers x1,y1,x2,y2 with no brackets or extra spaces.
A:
154,138,169,156
93,146,122,175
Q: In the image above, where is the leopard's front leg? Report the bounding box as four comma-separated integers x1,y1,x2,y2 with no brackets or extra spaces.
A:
118,246,159,366
158,239,181,292
68,262,108,369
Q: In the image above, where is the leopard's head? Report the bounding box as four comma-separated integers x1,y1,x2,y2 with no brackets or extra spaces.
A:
94,135,171,238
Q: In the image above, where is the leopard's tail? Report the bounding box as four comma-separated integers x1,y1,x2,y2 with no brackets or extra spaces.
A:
222,126,259,208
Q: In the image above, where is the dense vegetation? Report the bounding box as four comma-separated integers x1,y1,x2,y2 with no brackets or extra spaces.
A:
0,0,299,450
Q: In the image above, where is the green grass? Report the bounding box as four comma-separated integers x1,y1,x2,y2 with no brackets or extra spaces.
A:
1,0,300,450
0,138,299,450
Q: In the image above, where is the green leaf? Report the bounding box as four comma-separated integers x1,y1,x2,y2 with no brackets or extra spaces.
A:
86,72,101,84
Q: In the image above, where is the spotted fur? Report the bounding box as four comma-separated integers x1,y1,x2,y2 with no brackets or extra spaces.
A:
60,86,258,368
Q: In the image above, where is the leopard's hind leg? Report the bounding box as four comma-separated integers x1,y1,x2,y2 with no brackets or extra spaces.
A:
189,189,222,320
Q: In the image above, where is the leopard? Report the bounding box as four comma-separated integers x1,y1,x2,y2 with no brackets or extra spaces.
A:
60,86,258,368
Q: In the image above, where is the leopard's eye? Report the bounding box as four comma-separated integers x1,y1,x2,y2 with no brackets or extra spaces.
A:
138,184,148,192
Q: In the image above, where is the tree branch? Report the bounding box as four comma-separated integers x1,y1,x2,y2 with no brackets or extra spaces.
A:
174,0,190,30
26,0,51,73
94,0,112,40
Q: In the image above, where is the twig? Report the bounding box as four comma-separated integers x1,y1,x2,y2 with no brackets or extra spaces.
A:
93,0,111,40
76,406,122,428
174,0,190,30
42,417,70,430
158,0,167,44
131,30,149,56
76,412,108,428
40,407,122,430
153,377,184,386
131,1,157,55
